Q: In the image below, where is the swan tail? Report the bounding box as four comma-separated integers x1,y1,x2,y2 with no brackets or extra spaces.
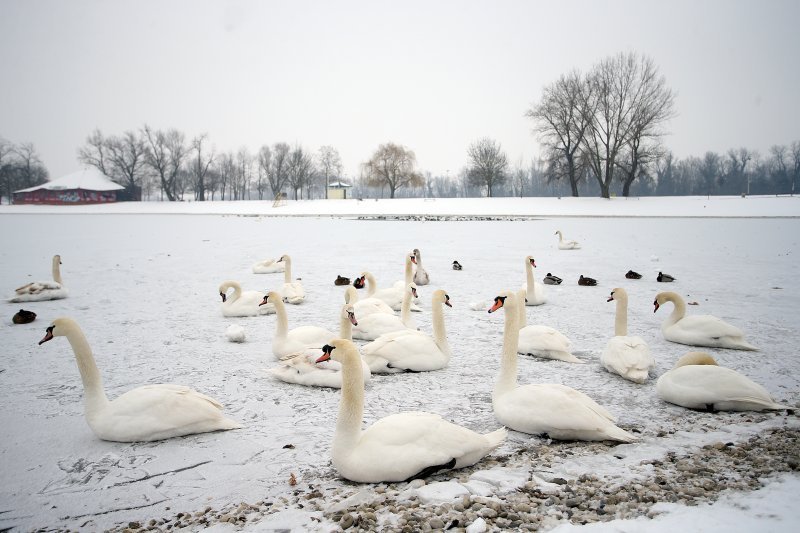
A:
484,427,508,450
606,425,637,443
217,417,243,430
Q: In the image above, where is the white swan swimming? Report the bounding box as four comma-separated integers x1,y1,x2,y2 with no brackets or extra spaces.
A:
263,291,335,359
555,230,581,250
411,248,430,286
268,304,372,388
317,338,506,482
600,288,655,383
362,289,452,373
489,291,636,442
38,318,241,442
277,254,305,304
361,271,422,313
656,352,790,412
515,289,582,363
10,254,68,302
343,286,395,318
521,256,546,306
653,291,758,351
219,280,274,317
251,256,285,274
352,283,418,341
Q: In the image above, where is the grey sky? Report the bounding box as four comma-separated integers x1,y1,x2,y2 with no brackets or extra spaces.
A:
1,0,798,181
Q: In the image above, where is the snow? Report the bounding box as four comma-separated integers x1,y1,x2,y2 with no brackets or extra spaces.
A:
0,195,798,532
13,167,125,193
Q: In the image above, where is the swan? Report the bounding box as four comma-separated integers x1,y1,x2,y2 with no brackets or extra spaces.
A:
277,254,305,304
489,291,636,442
515,289,582,363
262,291,336,359
653,291,758,351
656,352,790,412
362,271,422,313
411,248,430,286
392,255,424,312
555,230,581,250
268,304,372,388
600,288,655,383
219,280,274,316
38,318,241,442
10,254,68,302
252,256,285,274
343,286,395,318
521,256,546,306
317,339,506,482
352,283,418,341
362,289,452,373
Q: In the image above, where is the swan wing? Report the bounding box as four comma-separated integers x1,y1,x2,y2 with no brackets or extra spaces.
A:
657,366,778,409
601,336,654,382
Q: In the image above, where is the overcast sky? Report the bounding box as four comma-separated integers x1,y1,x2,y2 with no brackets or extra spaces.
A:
1,0,798,181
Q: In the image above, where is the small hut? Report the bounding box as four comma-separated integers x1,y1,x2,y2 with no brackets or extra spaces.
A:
326,180,352,199
12,169,126,205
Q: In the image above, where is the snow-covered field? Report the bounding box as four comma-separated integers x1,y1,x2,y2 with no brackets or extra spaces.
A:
1,195,798,532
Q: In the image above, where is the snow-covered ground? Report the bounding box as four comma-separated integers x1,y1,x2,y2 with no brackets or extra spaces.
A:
1,195,798,532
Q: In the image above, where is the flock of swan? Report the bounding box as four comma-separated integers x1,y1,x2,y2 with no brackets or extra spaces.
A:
11,239,791,484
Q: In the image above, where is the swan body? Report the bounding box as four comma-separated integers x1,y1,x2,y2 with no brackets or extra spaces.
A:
219,280,274,316
225,324,246,343
319,339,506,482
363,289,452,373
490,292,635,442
344,286,395,318
654,291,757,351
363,271,422,313
252,257,285,274
555,230,581,250
656,352,789,411
600,288,654,383
515,289,582,363
11,255,68,302
352,283,417,340
264,291,335,359
38,318,241,442
521,256,546,306
277,254,305,304
411,248,430,286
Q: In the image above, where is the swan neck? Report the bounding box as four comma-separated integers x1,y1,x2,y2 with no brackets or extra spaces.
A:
366,273,377,296
495,300,520,397
400,287,413,325
525,260,534,288
431,299,450,355
66,325,109,410
334,349,364,451
339,312,353,341
517,293,527,329
404,257,412,285
273,297,289,339
664,293,685,327
283,257,292,284
52,256,63,285
614,295,628,336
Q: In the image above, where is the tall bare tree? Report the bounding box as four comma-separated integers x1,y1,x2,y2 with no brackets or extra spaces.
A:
190,134,215,201
216,152,235,200
105,131,148,195
77,129,112,178
466,138,508,197
13,142,49,189
266,142,291,198
790,140,800,196
287,146,316,200
142,126,189,201
0,137,17,203
318,145,343,198
363,143,423,198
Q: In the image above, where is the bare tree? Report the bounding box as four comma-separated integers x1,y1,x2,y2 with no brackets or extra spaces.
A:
267,142,291,198
234,148,253,200
142,126,189,201
318,145,343,199
362,143,424,198
190,134,215,201
466,138,508,197
790,141,800,196
77,129,112,177
13,142,49,189
216,152,235,200
104,131,149,196
699,151,721,195
287,146,316,200
0,137,18,203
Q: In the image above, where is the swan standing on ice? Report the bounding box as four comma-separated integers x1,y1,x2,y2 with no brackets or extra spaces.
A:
316,339,506,482
521,256,546,306
515,289,582,363
653,291,758,351
343,286,394,318
277,254,305,304
555,230,581,250
656,352,790,412
219,280,274,316
262,291,335,359
411,248,430,286
352,283,418,341
10,254,68,302
38,318,241,442
362,289,452,373
252,256,285,274
489,291,636,442
600,288,655,383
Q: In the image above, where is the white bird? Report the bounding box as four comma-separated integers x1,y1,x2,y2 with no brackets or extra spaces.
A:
38,318,241,442
352,283,418,341
514,289,582,363
555,230,581,250
251,256,285,274
489,291,636,442
600,288,655,383
10,254,68,302
219,280,274,317
317,338,507,483
362,289,452,373
263,291,335,359
360,271,422,313
277,254,305,304
225,324,246,343
268,304,371,388
343,285,395,318
654,291,758,351
521,255,546,306
656,352,790,412
411,248,430,286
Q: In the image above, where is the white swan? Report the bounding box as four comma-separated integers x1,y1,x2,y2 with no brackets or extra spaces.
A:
393,253,415,290
515,289,582,363
555,230,581,250
10,254,68,302
268,304,372,388
251,256,285,274
343,286,395,318
362,289,452,373
411,248,430,286
219,280,274,317
318,338,506,482
489,291,636,442
600,288,655,383
38,318,241,442
362,271,422,313
352,283,418,341
263,291,335,359
277,254,305,304
654,291,758,351
520,256,546,306
656,352,790,412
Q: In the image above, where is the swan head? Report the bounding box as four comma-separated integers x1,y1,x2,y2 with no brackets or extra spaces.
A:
407,282,418,299
54,254,62,265
488,294,509,313
433,289,452,307
674,351,718,368
315,339,356,364
38,317,75,345
526,256,536,268
262,291,284,306
608,287,626,303
218,280,239,302
653,291,678,313
277,254,290,263
342,304,358,326
555,230,561,236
